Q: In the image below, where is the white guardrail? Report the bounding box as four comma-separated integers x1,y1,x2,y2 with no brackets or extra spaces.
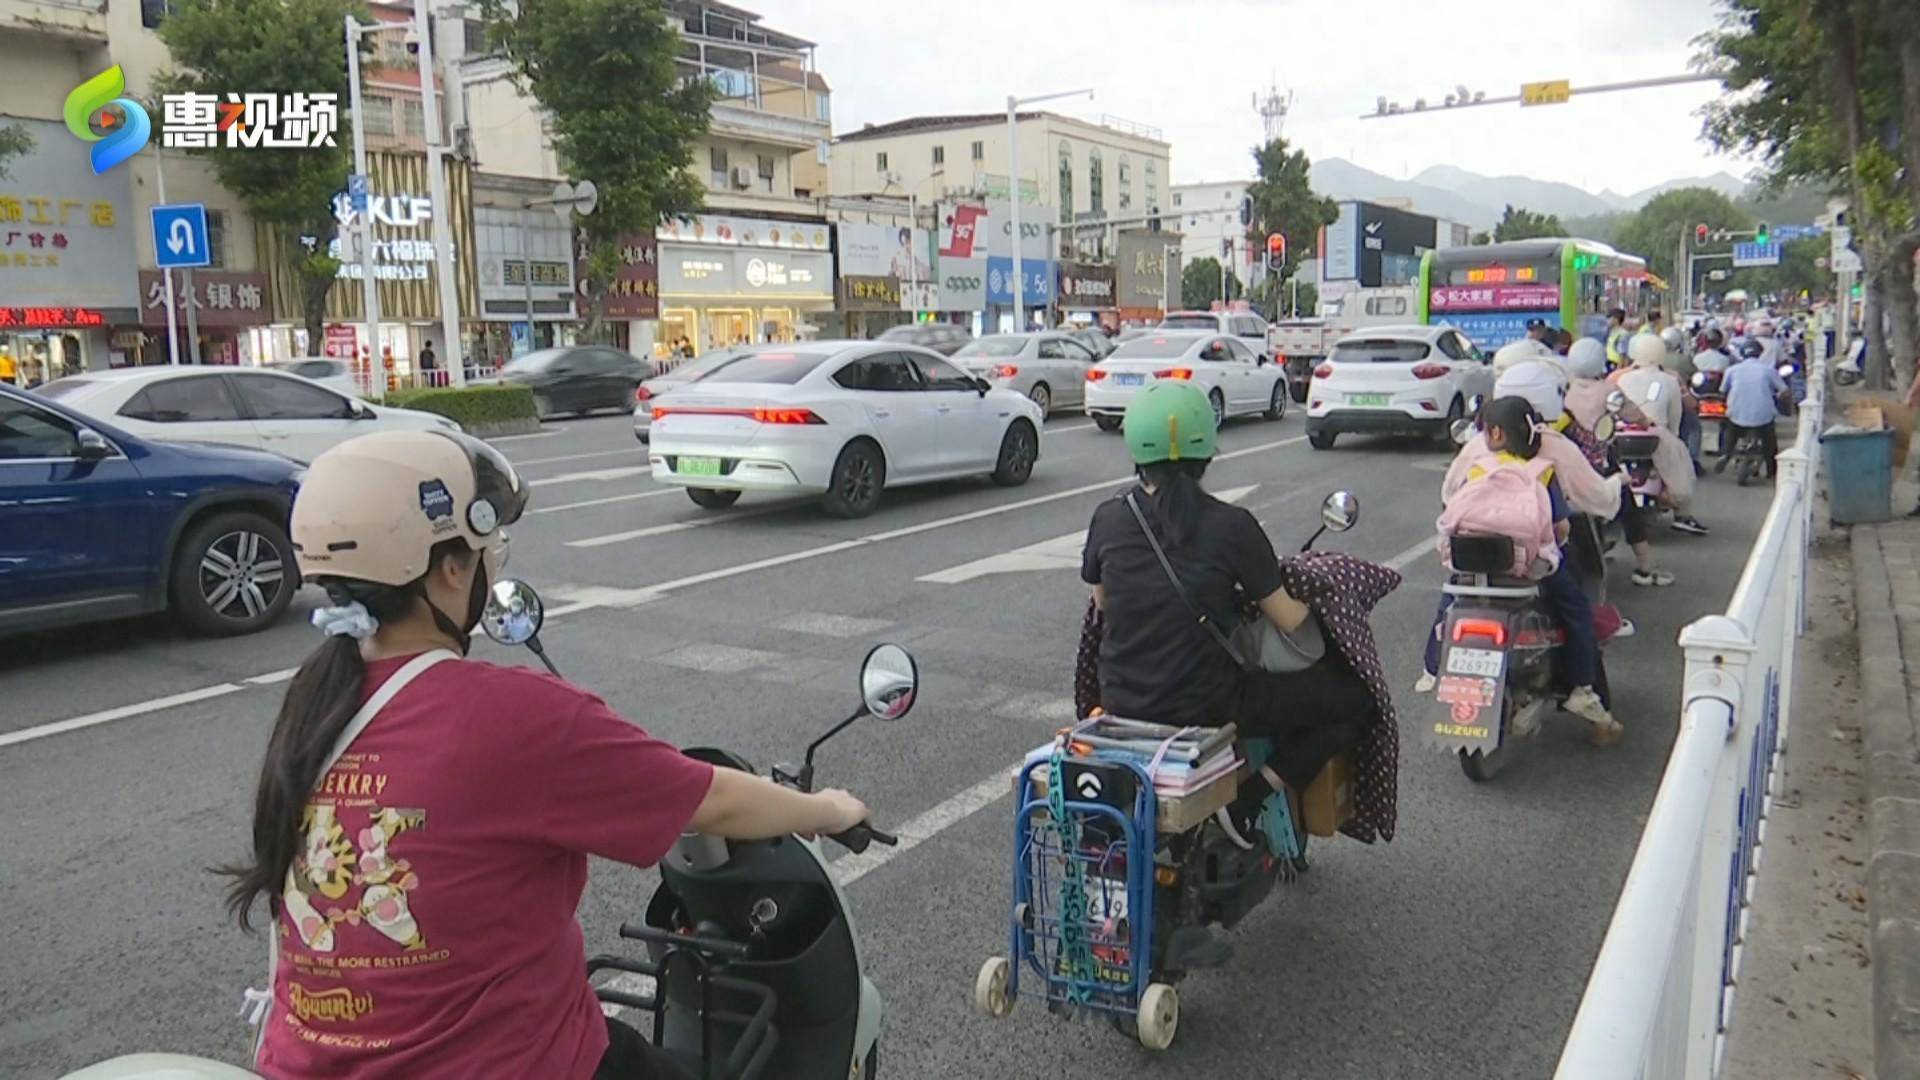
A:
1555,358,1826,1079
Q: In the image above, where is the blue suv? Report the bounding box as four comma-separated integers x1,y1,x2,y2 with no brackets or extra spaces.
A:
0,381,303,637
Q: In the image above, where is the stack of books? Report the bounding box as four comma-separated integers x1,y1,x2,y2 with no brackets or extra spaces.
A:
1037,718,1241,797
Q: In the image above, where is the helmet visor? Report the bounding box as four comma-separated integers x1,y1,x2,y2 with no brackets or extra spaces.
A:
432,430,528,534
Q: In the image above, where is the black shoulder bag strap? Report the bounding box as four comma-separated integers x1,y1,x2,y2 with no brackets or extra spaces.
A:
1122,489,1248,670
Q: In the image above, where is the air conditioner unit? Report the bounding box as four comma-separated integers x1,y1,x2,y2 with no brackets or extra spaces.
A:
730,165,754,189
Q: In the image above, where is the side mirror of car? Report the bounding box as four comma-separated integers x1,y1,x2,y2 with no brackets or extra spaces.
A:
973,377,991,396
75,428,111,460
353,401,377,420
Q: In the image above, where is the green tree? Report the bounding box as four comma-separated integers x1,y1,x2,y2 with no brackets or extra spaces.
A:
488,0,711,338
159,0,359,355
1243,138,1336,289
1492,204,1565,242
1614,187,1750,287
1181,257,1241,309
0,123,32,179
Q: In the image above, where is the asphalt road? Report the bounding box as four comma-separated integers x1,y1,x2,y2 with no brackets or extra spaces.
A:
0,406,1783,1078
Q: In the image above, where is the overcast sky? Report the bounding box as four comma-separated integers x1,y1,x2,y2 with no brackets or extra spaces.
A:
754,0,1760,198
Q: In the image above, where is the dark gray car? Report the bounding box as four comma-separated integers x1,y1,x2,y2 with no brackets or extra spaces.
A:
499,346,651,419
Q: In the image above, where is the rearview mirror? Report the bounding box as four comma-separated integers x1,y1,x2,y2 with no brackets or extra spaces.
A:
1606,389,1627,414
861,643,918,720
481,579,544,645
1593,413,1617,441
75,428,111,461
1450,418,1476,446
1321,490,1359,532
353,401,377,420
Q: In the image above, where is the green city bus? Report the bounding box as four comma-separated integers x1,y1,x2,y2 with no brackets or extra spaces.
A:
1416,238,1654,352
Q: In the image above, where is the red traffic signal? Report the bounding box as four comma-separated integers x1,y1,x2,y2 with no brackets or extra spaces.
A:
1695,223,1709,247
1265,232,1287,270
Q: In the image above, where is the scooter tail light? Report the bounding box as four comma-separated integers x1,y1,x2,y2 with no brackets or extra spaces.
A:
1451,618,1508,647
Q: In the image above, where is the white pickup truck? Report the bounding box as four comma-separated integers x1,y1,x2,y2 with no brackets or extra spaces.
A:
1269,286,1420,401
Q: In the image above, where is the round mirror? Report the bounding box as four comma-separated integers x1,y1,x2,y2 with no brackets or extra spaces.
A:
860,643,919,720
1593,413,1617,441
1606,389,1627,414
1466,394,1485,415
480,579,545,646
1778,363,1795,378
1449,417,1476,446
1690,371,1707,389
1320,490,1359,532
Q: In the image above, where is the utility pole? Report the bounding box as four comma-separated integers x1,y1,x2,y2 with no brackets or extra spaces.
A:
413,0,465,386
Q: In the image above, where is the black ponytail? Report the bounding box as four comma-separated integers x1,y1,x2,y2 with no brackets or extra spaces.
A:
218,540,467,930
1136,458,1214,549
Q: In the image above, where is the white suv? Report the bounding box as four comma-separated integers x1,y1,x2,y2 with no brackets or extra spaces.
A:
1304,325,1493,450
1159,310,1273,359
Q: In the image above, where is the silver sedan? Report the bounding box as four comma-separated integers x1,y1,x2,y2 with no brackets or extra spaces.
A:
952,332,1098,415
633,347,746,442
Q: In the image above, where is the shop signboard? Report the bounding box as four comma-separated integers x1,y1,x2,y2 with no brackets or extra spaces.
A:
936,199,1052,261
0,118,139,317
322,324,358,359
138,270,271,327
934,257,987,311
839,274,902,311
662,250,737,294
657,213,831,252
739,251,831,297
1057,262,1117,308
601,233,659,320
1116,231,1177,310
477,205,577,322
836,223,931,281
985,256,1052,307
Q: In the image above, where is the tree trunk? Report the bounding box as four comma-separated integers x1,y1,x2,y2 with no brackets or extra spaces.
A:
1884,236,1920,392
1865,262,1891,389
1890,0,1920,208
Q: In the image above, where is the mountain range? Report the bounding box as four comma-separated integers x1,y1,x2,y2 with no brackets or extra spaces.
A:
1307,158,1751,230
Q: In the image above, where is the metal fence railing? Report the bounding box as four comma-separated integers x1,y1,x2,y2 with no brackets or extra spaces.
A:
1555,357,1826,1079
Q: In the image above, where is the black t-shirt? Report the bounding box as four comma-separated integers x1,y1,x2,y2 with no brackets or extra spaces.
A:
1081,487,1286,724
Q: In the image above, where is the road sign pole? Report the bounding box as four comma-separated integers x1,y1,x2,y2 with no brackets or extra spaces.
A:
182,269,202,365
153,151,182,366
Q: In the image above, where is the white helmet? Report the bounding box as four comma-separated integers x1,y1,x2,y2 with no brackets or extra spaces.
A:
1495,359,1566,422
1491,338,1552,378
1661,327,1687,356
1627,330,1668,368
1753,318,1775,338
1566,337,1607,379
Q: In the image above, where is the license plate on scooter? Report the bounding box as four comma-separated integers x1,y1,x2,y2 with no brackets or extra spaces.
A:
1446,647,1505,678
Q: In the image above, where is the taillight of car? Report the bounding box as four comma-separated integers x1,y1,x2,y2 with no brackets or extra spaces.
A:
753,407,826,425
1313,364,1334,380
651,406,825,425
1411,363,1450,380
991,364,1019,379
635,385,653,403
1086,368,1108,382
1154,368,1194,380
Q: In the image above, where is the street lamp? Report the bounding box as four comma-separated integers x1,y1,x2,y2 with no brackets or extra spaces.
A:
1007,87,1092,332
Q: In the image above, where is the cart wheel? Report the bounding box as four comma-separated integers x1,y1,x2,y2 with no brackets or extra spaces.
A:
1136,983,1179,1050
974,956,1013,1018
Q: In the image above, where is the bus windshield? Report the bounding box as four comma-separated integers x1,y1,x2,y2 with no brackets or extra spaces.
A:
1421,239,1645,351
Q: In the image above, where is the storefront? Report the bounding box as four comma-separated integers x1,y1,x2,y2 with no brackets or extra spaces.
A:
0,118,139,385
599,231,661,359
985,256,1052,334
1056,262,1117,329
137,270,272,366
474,202,578,365
656,213,834,356
834,222,926,339
837,275,906,338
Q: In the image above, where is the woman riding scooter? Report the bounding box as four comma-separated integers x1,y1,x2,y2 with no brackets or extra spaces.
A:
222,430,871,1080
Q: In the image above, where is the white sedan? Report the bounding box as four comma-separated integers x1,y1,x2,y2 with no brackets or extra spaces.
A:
952,332,1098,414
1083,331,1289,432
647,342,1044,518
1303,324,1493,450
268,358,363,399
38,367,459,463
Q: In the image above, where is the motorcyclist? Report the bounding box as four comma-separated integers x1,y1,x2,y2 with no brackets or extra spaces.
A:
1717,340,1789,479
1492,337,1557,379
1618,330,1710,537
224,430,870,1080
1566,338,1677,587
1693,328,1733,376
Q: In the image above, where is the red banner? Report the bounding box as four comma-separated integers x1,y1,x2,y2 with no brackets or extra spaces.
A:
1428,283,1561,312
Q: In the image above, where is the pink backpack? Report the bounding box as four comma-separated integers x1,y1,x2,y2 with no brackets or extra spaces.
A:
1437,456,1560,578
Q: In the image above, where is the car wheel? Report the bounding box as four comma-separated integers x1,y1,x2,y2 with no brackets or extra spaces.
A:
1028,382,1052,415
823,440,885,519
170,510,295,636
991,420,1038,487
687,488,741,510
1290,374,1310,404
1436,396,1464,445
1263,380,1287,421
1093,415,1123,433
1308,430,1337,450
1208,389,1226,430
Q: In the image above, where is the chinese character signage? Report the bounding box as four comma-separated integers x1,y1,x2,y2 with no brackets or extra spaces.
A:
656,214,830,252
839,275,901,311
0,118,138,315
137,270,270,327
0,307,108,329
596,232,660,320
1116,230,1178,311
1057,262,1116,307
1427,283,1561,312
160,93,339,149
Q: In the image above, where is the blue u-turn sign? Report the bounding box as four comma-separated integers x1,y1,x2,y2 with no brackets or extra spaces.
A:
150,202,211,270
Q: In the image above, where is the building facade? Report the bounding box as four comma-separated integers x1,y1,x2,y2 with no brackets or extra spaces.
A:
1170,180,1255,290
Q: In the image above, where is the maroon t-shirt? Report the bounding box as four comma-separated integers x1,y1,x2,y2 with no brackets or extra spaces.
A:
257,655,715,1079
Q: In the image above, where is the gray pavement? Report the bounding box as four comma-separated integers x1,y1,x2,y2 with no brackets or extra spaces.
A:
0,410,1783,1078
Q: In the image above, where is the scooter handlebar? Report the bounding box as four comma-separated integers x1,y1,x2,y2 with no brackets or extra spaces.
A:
827,821,898,854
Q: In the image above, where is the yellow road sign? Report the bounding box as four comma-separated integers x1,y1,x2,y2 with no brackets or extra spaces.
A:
1521,80,1572,107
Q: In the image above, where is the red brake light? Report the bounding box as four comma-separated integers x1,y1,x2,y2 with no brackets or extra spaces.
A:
1086,368,1108,382
651,406,826,425
1155,368,1194,380
1412,364,1450,380
635,385,653,402
1451,618,1508,646
1313,364,1334,380
991,364,1019,379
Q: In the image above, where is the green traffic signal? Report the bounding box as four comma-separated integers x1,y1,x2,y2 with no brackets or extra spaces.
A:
1755,222,1770,246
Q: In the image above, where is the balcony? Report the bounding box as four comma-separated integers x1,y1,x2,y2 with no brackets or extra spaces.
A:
709,99,827,150
2,0,108,44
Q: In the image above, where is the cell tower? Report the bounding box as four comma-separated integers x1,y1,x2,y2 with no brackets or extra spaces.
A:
1255,81,1294,143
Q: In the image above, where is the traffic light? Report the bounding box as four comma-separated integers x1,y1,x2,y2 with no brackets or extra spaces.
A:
1755,222,1770,246
1238,195,1252,229
1266,232,1287,271
1221,237,1232,261
1695,223,1708,247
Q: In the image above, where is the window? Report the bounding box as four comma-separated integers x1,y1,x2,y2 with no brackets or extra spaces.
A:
1057,141,1073,225
1436,334,1469,360
1225,339,1259,363
1036,339,1067,360
206,209,228,269
1159,315,1221,330
699,350,836,386
235,374,356,420
1062,339,1095,362
833,353,920,391
1199,339,1234,363
1120,191,1132,211
361,94,395,137
1328,340,1432,364
815,92,830,122
118,376,243,423
140,0,173,29
0,396,82,459
756,153,775,193
971,140,984,162
1118,154,1131,187
955,337,1027,358
907,353,976,391
710,146,729,188
1364,296,1410,317
1088,148,1103,215
931,145,945,167
876,151,889,173
401,98,425,137
464,18,488,54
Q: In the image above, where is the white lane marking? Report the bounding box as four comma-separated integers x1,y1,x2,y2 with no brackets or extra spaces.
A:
490,429,564,443
530,488,677,515
917,485,1257,584
1385,537,1434,572
832,767,1016,887
597,972,657,1018
0,683,245,750
567,505,783,548
247,668,299,686
771,612,895,638
534,465,652,487
513,448,643,469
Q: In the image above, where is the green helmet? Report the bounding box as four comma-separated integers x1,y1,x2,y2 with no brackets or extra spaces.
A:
1123,380,1217,465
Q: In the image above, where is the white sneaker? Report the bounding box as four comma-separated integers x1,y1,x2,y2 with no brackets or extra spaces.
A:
1414,671,1437,693
1613,618,1637,639
1564,686,1624,745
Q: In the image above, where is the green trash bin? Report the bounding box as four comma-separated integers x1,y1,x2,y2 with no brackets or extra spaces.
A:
1821,426,1895,524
